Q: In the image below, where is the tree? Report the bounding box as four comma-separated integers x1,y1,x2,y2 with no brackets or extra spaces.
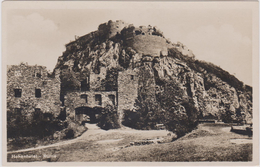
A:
97,104,120,130
157,79,199,137
123,95,163,130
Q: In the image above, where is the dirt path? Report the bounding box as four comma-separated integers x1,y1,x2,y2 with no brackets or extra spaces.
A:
7,123,170,154
7,123,104,154
8,124,243,155
7,123,253,162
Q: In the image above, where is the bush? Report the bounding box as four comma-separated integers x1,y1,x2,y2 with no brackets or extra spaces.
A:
64,129,75,139
97,104,120,130
157,79,199,137
123,78,199,137
7,109,66,139
122,96,164,130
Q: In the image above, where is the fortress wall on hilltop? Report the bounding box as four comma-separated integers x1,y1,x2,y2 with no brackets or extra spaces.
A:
126,34,168,57
98,20,128,39
108,20,128,38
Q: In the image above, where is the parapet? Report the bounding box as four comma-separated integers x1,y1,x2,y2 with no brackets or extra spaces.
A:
122,25,167,57
98,20,129,38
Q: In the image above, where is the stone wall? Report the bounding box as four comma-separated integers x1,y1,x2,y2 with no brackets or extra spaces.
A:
98,20,129,39
128,35,168,57
117,69,139,122
96,20,168,57
64,90,117,119
7,63,61,118
122,25,168,57
175,42,194,57
89,67,107,91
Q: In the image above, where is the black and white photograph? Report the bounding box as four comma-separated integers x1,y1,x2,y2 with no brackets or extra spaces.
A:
2,1,259,165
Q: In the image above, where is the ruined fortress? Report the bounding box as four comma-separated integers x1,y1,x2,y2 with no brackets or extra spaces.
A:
7,62,138,124
7,20,170,124
7,20,252,126
7,63,61,119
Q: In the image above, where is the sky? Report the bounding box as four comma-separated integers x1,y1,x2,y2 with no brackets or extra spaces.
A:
3,1,256,86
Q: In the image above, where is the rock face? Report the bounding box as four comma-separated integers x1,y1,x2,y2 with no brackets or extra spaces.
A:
54,20,252,124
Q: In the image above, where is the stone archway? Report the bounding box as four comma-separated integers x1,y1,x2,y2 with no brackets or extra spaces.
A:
75,107,102,124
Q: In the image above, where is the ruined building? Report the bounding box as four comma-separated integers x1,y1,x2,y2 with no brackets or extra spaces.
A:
54,20,252,124
55,20,171,123
7,63,61,120
7,20,253,126
63,66,139,123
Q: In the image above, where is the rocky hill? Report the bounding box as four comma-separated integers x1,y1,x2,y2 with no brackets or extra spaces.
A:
54,20,252,126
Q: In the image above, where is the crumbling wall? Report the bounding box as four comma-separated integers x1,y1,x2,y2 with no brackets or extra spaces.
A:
175,42,194,57
120,24,168,57
64,90,117,119
129,35,168,57
89,67,106,91
117,69,139,122
7,63,61,119
98,20,129,39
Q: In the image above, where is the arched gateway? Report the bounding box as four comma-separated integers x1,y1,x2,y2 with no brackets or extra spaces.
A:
75,107,102,124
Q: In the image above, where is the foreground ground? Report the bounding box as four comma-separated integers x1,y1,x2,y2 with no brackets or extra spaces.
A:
7,123,252,162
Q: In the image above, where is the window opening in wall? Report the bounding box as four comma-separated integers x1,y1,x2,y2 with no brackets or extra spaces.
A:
131,75,134,80
108,95,115,105
35,89,41,98
81,78,89,91
14,89,22,97
95,94,102,106
135,30,141,35
80,94,88,103
34,69,42,78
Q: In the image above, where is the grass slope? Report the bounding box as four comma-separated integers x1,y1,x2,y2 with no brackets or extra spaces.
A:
7,123,252,162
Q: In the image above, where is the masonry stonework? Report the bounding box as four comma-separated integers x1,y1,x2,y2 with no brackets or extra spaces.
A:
117,69,139,123
64,90,117,119
7,63,61,118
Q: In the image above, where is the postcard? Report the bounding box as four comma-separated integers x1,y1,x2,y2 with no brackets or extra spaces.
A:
1,1,259,166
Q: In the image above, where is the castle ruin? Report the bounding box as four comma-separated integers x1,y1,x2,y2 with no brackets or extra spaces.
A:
7,63,61,120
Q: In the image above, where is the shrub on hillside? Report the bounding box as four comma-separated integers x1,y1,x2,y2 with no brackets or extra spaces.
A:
158,93,199,138
97,104,120,130
122,96,164,130
7,109,65,139
164,106,189,137
64,129,75,139
157,79,199,137
123,78,199,137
